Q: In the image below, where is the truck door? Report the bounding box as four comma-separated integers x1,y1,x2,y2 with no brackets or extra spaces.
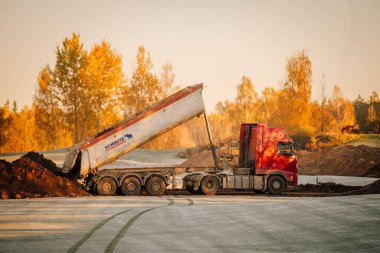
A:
258,127,278,174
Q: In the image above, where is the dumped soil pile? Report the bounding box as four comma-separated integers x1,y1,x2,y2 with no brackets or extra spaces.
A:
22,151,64,176
0,152,89,199
289,179,380,196
340,179,380,196
297,145,380,177
296,182,362,193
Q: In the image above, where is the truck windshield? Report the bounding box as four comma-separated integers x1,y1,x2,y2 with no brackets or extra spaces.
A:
277,142,294,156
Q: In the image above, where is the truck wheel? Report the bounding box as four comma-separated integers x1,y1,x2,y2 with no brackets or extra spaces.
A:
146,176,166,196
267,175,285,195
121,177,141,196
200,176,219,195
96,177,117,196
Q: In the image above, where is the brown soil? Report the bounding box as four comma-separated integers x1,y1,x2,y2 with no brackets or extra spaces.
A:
285,179,380,197
0,152,89,199
22,151,64,176
181,150,215,167
296,182,361,193
297,145,380,177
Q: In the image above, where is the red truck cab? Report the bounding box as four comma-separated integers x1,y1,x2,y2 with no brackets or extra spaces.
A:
239,123,298,190
183,123,298,195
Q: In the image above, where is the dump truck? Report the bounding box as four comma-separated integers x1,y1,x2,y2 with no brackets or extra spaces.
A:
61,83,298,196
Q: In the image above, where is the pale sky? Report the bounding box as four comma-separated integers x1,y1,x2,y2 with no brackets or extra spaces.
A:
0,0,379,112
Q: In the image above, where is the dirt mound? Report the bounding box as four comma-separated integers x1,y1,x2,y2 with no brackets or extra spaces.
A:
291,179,380,196
181,150,214,167
296,182,362,193
340,179,380,196
23,151,63,176
0,154,89,200
180,146,239,168
297,145,380,177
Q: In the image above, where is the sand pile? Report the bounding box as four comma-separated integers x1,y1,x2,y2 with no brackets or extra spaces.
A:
297,145,380,177
0,152,89,199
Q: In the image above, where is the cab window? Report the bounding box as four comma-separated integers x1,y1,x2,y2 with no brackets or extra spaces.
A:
277,142,294,156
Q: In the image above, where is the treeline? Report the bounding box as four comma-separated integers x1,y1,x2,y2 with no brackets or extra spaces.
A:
353,93,380,133
208,51,380,148
0,33,199,152
0,33,379,152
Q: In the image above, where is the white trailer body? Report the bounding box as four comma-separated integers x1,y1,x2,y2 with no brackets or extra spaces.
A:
62,84,214,180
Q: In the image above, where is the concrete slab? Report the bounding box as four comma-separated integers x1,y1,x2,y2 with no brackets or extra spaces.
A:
0,195,379,253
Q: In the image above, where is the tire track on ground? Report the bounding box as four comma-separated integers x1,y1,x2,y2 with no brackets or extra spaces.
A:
186,198,194,206
66,209,130,253
173,195,194,206
104,198,174,253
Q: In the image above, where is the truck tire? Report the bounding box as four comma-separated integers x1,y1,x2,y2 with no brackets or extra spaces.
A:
121,177,141,196
146,176,166,196
267,175,285,195
96,177,117,196
200,176,219,195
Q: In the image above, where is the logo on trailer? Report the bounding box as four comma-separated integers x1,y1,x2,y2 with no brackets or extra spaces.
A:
125,134,133,139
104,134,133,152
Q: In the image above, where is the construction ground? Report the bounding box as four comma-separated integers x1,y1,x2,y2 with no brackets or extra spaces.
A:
1,194,379,253
1,138,380,252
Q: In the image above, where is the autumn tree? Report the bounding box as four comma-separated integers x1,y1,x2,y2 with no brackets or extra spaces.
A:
122,46,161,116
0,101,12,151
328,85,355,133
55,32,88,143
367,91,380,132
256,87,279,125
33,65,60,149
235,76,258,122
6,107,38,152
286,50,312,106
81,41,125,132
153,61,189,148
281,50,313,132
0,102,38,152
12,101,18,113
210,100,236,140
353,95,368,132
319,74,327,133
159,61,179,98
